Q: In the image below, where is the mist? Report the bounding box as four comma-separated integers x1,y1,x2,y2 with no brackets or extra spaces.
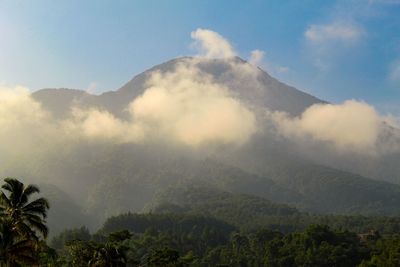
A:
1,28,400,233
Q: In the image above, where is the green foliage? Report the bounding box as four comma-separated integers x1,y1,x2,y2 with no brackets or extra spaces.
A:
0,177,50,266
359,235,400,267
150,186,400,235
146,247,181,267
48,212,400,267
89,242,128,267
63,240,98,267
4,178,400,266
0,219,37,266
0,177,49,240
150,186,298,231
50,226,91,250
263,225,369,267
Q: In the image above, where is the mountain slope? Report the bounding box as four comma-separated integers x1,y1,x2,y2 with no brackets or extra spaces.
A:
147,185,300,228
24,56,400,226
32,57,324,118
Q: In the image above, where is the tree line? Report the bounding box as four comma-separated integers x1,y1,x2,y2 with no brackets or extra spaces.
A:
2,178,400,266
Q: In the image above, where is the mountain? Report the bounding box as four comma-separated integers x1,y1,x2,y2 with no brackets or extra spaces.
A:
40,184,94,236
24,56,400,230
33,57,324,118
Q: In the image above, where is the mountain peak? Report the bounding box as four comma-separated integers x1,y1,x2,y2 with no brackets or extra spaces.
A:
33,56,324,118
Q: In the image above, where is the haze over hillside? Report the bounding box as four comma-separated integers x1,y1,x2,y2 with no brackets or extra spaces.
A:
1,29,400,235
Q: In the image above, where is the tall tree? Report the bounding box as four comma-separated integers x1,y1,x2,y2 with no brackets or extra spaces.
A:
89,242,127,267
0,178,49,240
0,219,37,267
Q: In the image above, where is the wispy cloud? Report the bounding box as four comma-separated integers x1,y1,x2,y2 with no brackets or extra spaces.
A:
389,60,400,82
86,82,98,95
276,66,290,74
368,0,400,5
248,49,290,75
305,22,364,44
249,50,265,66
304,20,365,70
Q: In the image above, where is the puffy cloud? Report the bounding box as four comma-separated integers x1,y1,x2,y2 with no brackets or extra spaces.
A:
0,86,55,154
130,61,257,146
272,100,382,152
66,59,257,147
305,22,364,44
191,28,236,58
0,86,48,125
0,60,257,155
67,108,144,143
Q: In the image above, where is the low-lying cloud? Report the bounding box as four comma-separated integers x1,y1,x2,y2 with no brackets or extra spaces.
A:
0,60,257,150
1,28,399,181
272,100,384,153
66,108,144,143
0,86,55,154
130,61,256,146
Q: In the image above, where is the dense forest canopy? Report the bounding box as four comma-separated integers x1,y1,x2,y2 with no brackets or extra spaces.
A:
2,178,400,266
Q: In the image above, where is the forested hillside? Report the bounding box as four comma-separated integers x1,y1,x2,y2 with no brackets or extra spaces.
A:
3,178,400,266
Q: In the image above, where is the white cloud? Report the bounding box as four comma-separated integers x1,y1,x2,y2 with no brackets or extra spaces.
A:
86,82,98,95
67,60,258,147
247,49,289,76
383,114,400,128
249,50,265,66
130,60,257,146
272,100,382,152
0,86,61,158
304,21,365,70
0,68,257,154
67,108,144,143
276,66,290,74
190,28,236,58
305,22,364,44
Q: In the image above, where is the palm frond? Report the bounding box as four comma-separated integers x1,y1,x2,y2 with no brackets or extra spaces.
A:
20,184,40,206
26,215,49,238
3,178,24,207
13,221,37,241
0,191,11,211
22,197,49,217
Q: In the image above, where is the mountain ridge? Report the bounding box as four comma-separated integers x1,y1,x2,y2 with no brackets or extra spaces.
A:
21,56,400,233
33,56,325,119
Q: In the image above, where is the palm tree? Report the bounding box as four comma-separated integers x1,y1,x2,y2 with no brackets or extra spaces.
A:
89,243,127,267
0,178,49,240
0,219,37,267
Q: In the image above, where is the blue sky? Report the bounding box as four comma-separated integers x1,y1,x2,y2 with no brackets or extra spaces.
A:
0,0,399,114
